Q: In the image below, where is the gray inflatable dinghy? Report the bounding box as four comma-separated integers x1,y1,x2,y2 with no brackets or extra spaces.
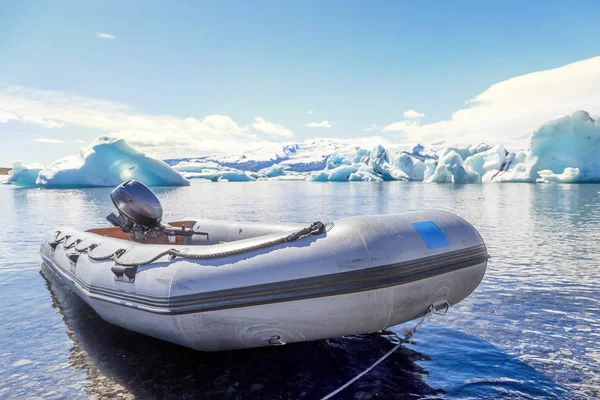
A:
40,180,488,351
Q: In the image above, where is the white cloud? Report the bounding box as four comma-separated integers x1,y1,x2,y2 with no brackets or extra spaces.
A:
308,110,314,114
34,137,64,144
200,114,248,135
385,56,600,145
23,116,65,128
0,86,263,158
75,139,86,144
382,110,422,133
304,120,332,128
96,32,116,40
403,109,424,119
364,124,380,132
0,111,18,123
251,117,293,138
383,120,419,132
3,56,599,158
0,104,64,128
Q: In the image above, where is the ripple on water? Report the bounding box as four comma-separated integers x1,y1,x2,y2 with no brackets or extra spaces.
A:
0,182,599,399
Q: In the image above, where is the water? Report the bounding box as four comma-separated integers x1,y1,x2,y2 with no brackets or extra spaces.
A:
1,181,599,399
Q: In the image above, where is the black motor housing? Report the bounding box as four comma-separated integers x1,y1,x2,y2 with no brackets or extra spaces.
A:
109,180,163,229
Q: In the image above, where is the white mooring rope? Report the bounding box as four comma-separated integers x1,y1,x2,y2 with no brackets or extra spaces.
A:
320,303,448,400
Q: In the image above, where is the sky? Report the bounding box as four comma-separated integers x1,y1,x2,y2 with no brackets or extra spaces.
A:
1,0,600,164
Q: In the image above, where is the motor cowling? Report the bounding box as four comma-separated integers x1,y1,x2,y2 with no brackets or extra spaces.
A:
107,180,163,231
107,180,200,242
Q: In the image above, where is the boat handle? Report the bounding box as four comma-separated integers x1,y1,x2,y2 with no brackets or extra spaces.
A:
111,265,136,280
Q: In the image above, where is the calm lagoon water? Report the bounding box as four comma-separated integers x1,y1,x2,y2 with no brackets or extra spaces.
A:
1,181,599,399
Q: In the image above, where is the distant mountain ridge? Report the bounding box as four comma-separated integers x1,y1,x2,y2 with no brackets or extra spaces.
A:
164,139,434,173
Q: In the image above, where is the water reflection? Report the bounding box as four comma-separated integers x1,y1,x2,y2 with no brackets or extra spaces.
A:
2,182,600,399
42,264,440,400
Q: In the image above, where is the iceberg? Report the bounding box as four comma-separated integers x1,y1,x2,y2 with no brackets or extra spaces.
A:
363,144,432,181
183,171,254,182
366,145,409,181
166,139,359,173
537,167,583,183
307,144,432,182
308,163,383,182
383,150,427,181
7,162,45,187
7,110,599,188
463,145,507,178
426,151,479,183
440,143,491,161
36,136,190,188
256,164,288,178
482,151,528,183
490,111,600,183
167,140,436,183
173,161,255,182
424,110,600,184
424,160,437,181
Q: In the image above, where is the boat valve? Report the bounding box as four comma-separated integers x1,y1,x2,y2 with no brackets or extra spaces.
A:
268,335,286,346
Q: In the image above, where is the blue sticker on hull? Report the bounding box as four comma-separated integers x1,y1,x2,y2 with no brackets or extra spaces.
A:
412,220,450,249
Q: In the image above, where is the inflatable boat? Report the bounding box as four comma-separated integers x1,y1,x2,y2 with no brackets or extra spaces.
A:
40,180,488,351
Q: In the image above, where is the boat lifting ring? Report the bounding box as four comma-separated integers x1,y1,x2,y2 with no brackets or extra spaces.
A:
268,335,286,346
432,301,450,315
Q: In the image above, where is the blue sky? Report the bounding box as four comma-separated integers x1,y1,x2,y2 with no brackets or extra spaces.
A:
1,0,600,164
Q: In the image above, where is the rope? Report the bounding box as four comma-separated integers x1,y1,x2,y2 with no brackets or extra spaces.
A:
321,343,403,400
74,241,98,252
50,221,326,267
320,304,445,400
112,221,325,267
87,247,123,261
62,237,79,249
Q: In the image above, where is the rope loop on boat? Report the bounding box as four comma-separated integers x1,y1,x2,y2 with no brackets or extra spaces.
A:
52,221,327,269
49,232,71,250
320,302,449,400
87,245,121,261
74,241,99,253
63,237,80,249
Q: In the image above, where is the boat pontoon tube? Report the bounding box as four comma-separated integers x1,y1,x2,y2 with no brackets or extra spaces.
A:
40,210,488,351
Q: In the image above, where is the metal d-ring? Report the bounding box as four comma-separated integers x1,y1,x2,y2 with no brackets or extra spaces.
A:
432,301,450,315
268,335,286,346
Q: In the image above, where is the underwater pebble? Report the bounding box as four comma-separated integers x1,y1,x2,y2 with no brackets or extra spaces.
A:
250,383,264,392
354,391,373,400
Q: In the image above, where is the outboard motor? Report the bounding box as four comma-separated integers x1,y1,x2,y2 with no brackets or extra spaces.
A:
107,180,195,242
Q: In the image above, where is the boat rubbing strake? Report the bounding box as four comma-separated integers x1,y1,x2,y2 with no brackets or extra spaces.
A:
40,180,488,351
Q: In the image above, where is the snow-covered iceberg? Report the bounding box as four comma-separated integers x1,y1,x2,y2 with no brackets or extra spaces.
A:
537,167,583,183
168,111,600,184
6,110,600,188
490,111,600,183
422,110,600,184
307,144,434,182
308,163,383,182
7,162,45,187
481,151,528,183
426,150,480,183
34,136,189,188
463,145,506,179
